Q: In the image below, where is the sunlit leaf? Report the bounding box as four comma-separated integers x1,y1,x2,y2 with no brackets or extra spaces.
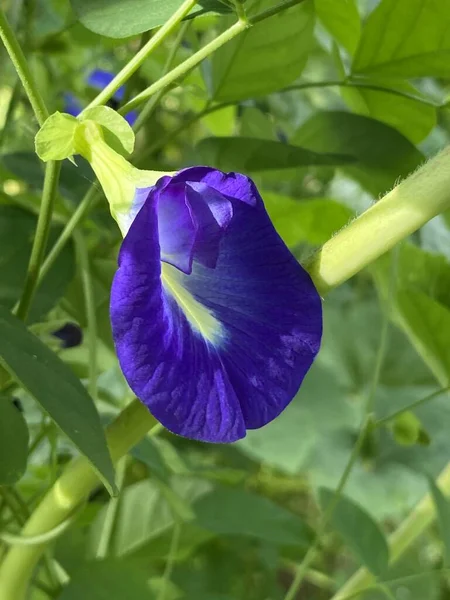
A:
315,0,360,55
210,0,314,101
353,0,450,77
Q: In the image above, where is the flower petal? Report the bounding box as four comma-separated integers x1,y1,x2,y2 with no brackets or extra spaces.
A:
111,169,322,442
110,197,246,442
186,182,233,268
63,92,82,117
87,69,125,101
157,182,198,275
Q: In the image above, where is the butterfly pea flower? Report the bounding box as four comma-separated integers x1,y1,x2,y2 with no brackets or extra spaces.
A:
64,69,138,126
36,113,322,443
109,168,323,443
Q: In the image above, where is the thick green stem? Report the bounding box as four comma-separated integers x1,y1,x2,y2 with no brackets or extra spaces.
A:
0,401,156,600
14,161,61,321
82,0,197,112
0,7,47,125
307,147,450,296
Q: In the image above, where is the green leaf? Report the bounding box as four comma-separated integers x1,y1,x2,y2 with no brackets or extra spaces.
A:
0,206,75,321
396,290,450,387
195,136,354,172
318,488,390,576
262,193,353,247
195,487,311,548
80,106,135,155
210,0,314,102
374,244,450,310
58,560,155,599
70,0,229,39
0,397,29,484
35,112,78,161
315,0,360,55
339,81,437,143
428,477,450,564
293,111,424,196
0,306,115,494
353,0,450,77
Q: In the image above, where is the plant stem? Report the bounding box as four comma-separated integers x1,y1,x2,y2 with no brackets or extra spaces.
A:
14,161,61,321
74,232,98,400
374,387,450,428
38,185,100,283
231,0,248,23
0,400,157,600
119,20,249,114
0,7,47,126
133,21,190,133
307,146,450,296
82,0,197,113
95,457,127,559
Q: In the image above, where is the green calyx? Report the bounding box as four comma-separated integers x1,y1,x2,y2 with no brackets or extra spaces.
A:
34,107,169,235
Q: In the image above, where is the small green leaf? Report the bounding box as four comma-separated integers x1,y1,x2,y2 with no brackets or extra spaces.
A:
0,306,116,494
196,136,354,172
80,106,135,155
319,488,390,576
0,397,29,484
339,81,437,143
428,477,450,564
315,0,361,55
35,112,78,161
391,411,422,446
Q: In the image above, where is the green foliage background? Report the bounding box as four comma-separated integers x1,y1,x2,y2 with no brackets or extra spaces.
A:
2,0,450,598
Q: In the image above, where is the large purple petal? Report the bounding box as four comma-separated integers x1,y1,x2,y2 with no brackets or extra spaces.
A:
110,196,246,442
111,168,322,443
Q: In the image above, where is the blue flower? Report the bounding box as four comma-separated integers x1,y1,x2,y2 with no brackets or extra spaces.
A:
110,167,322,443
64,69,138,126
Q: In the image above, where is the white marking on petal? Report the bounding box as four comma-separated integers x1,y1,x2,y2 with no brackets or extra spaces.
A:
161,262,223,344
